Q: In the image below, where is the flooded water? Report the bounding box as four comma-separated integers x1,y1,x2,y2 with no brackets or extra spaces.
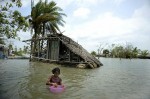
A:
0,58,150,99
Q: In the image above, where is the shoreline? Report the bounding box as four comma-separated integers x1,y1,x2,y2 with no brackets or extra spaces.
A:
8,56,30,59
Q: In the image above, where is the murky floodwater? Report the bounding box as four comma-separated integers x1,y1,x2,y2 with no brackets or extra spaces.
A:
0,58,150,99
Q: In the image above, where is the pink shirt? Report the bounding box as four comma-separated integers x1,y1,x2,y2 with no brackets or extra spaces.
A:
50,75,62,85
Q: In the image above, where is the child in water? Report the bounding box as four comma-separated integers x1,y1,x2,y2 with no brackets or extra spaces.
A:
46,67,63,87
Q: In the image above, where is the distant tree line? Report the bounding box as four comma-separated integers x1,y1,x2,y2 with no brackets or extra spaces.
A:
91,43,149,59
8,43,30,56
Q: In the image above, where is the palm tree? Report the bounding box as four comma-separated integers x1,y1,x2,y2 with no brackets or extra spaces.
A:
29,0,66,54
30,0,66,37
43,1,66,34
132,47,140,58
40,1,66,50
140,50,149,58
103,49,109,57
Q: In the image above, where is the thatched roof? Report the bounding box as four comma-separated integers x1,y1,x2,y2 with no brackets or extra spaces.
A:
58,34,103,67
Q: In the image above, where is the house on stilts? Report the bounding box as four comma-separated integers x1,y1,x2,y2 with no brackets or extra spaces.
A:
23,33,103,69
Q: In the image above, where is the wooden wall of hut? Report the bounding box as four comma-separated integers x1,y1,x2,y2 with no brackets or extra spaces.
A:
47,38,60,61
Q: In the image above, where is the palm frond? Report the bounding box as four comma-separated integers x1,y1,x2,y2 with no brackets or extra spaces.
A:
31,0,66,36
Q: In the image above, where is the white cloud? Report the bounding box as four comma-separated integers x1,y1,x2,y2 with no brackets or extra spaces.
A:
52,0,105,9
18,31,31,40
11,31,32,49
51,0,74,9
76,0,99,6
11,0,150,52
63,5,150,52
73,7,90,18
133,5,150,18
21,0,31,7
113,0,126,5
19,0,105,10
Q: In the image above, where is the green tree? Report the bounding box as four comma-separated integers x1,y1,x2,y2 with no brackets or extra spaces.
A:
0,34,5,44
108,44,115,57
111,45,124,58
140,50,149,58
91,51,97,56
103,49,109,57
30,0,66,38
19,48,22,52
111,44,133,58
132,47,140,58
0,0,29,39
23,45,29,54
124,43,133,58
15,46,17,52
29,0,66,54
8,43,13,50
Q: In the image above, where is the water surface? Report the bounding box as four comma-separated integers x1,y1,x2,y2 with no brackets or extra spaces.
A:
0,58,150,99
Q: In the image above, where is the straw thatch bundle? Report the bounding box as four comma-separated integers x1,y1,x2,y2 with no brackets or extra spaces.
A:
57,34,103,68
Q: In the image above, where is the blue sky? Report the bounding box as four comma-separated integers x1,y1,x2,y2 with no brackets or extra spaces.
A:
7,0,150,52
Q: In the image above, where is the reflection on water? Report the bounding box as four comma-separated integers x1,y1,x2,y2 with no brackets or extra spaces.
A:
0,58,150,99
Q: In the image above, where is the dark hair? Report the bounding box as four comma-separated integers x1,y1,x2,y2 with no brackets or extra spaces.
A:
52,67,60,74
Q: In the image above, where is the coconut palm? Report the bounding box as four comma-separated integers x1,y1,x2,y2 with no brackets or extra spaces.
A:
30,0,66,37
29,0,66,54
132,47,140,58
140,50,149,58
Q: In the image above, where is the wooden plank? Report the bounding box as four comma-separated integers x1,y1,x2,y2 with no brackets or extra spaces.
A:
38,40,40,58
49,39,59,61
46,40,49,59
68,49,70,62
29,41,33,61
22,37,59,42
57,39,60,61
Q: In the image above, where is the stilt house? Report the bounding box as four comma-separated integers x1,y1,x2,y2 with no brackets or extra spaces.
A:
23,33,103,69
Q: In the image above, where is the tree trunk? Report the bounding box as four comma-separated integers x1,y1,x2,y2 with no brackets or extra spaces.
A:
41,23,45,51
33,26,38,56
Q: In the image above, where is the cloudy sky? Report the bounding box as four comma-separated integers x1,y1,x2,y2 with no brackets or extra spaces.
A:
10,0,150,52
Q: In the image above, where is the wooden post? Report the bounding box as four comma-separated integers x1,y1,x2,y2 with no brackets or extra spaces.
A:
78,56,80,62
68,49,70,62
29,41,33,61
46,39,49,59
57,39,60,61
38,39,40,58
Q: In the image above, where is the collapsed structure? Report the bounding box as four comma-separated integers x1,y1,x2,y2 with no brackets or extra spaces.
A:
23,33,103,69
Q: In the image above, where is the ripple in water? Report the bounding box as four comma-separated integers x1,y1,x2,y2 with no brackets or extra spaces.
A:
0,58,150,99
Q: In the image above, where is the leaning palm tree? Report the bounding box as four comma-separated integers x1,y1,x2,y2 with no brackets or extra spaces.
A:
29,0,66,54
43,1,66,34
40,1,66,50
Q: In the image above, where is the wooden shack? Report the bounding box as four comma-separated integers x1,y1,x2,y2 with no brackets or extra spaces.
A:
23,33,103,69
